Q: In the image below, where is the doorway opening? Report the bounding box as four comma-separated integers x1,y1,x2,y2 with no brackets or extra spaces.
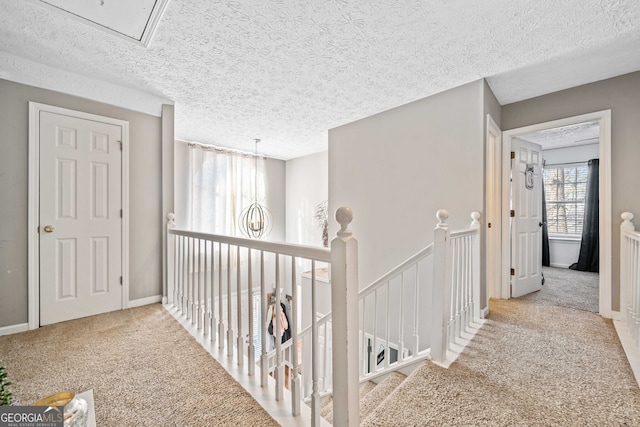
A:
512,121,600,313
494,110,612,318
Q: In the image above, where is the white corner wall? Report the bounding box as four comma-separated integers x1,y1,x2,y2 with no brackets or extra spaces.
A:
285,151,328,246
328,80,485,288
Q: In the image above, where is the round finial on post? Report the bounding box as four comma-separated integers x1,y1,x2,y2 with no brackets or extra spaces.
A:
621,212,635,232
336,206,353,238
471,211,481,229
436,209,449,228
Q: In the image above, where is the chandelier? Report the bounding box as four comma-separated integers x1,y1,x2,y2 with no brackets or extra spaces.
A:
239,139,272,239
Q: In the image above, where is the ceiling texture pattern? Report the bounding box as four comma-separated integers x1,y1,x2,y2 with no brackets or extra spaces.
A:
1,0,640,159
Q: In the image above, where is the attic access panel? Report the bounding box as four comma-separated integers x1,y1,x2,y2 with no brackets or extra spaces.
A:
35,0,169,47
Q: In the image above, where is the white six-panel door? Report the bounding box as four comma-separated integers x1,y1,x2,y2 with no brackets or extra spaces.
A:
39,111,123,325
510,139,543,298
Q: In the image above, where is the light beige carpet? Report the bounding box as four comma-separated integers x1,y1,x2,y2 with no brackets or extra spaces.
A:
0,304,278,427
523,266,599,313
362,296,640,426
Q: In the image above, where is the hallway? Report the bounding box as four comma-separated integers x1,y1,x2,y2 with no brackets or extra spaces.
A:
360,280,639,426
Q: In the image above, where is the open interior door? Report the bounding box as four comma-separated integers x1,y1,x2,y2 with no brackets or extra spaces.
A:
510,138,543,297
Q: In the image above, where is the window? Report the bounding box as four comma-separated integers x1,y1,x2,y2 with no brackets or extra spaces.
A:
185,143,266,236
543,164,588,235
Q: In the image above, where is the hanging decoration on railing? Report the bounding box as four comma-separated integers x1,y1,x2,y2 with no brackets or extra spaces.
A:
239,139,272,239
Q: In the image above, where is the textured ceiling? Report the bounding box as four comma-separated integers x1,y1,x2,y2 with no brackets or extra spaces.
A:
2,0,640,159
519,121,600,151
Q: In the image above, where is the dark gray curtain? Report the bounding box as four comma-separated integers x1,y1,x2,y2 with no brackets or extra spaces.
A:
541,179,550,267
571,159,599,272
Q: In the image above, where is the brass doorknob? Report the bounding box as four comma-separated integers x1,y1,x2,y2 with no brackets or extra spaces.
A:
43,225,55,233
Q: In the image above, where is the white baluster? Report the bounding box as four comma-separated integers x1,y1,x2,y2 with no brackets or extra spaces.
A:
360,297,366,376
218,242,224,350
189,237,195,322
413,263,419,358
291,257,300,415
197,238,202,330
179,236,184,314
248,249,255,376
471,212,481,321
398,273,405,363
373,289,379,372
275,254,284,401
311,262,320,426
330,206,359,427
237,246,243,366
210,241,216,342
260,250,268,387
203,240,210,336
385,282,391,369
227,244,233,356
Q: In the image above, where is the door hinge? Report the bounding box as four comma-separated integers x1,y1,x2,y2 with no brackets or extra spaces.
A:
510,268,515,276
510,151,515,159
117,140,123,151
120,209,123,218
37,226,40,233
120,276,123,285
510,210,515,217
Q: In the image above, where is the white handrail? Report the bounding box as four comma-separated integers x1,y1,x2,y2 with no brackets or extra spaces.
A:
358,244,434,300
168,228,331,262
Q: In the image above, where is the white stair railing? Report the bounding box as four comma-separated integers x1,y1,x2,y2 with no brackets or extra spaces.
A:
167,212,337,421
621,212,640,347
166,208,482,427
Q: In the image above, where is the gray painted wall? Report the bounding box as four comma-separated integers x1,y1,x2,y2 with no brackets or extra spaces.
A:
329,80,485,291
0,79,164,327
501,71,640,311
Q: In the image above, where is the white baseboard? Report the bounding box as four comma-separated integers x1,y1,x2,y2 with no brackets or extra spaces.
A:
481,307,489,318
549,263,571,269
0,323,29,337
129,295,163,308
613,319,640,388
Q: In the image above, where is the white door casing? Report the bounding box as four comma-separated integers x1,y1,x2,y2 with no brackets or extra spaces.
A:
510,139,543,298
499,110,612,317
485,114,502,307
28,103,130,329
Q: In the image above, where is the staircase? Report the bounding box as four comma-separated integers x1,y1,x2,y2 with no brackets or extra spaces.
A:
319,371,408,425
165,207,485,426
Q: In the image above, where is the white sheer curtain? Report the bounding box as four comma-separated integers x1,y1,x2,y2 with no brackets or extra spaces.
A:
185,143,266,236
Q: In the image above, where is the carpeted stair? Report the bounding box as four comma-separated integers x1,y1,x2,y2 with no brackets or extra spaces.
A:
321,371,407,424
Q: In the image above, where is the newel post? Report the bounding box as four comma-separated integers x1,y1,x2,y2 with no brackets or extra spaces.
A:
620,212,634,324
470,212,482,320
431,209,452,364
166,213,176,305
330,207,359,427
